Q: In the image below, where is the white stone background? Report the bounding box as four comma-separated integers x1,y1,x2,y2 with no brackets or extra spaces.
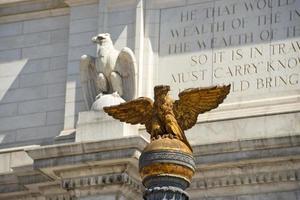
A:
0,1,299,200
144,0,300,145
0,13,69,147
0,0,299,149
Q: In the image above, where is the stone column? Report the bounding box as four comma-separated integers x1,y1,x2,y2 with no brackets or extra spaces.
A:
57,0,98,141
139,137,195,200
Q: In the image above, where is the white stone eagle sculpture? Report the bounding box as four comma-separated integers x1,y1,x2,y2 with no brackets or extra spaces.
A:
80,33,137,110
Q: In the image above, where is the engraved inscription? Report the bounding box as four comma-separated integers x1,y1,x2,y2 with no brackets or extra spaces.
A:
158,0,300,100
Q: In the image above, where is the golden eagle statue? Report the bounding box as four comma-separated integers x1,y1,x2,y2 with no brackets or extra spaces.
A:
103,85,230,150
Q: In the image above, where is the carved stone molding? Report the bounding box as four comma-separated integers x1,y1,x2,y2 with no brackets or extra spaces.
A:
190,169,300,190
62,172,141,191
46,194,72,200
1,135,300,199
59,173,142,199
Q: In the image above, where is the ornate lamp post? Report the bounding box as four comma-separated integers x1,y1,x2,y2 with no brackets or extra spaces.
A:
104,85,230,199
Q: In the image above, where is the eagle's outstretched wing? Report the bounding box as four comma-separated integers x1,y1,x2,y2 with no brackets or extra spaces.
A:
115,47,137,101
173,85,230,131
80,55,97,110
103,97,154,133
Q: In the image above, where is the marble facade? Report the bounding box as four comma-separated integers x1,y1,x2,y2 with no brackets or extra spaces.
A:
0,0,299,199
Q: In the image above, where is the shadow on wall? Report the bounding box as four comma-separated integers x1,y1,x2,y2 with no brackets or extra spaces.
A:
0,57,67,149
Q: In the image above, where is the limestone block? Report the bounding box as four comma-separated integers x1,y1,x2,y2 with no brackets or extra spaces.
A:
187,112,300,145
107,9,135,26
0,76,19,91
113,37,135,50
47,124,64,137
10,151,33,169
236,191,298,200
0,103,18,118
22,58,50,74
22,43,68,59
107,0,136,12
0,153,10,173
75,110,138,142
23,15,69,34
16,125,62,141
0,130,16,145
68,44,96,61
63,114,78,130
50,28,69,43
70,4,98,20
0,32,51,51
18,96,65,114
70,18,97,34
65,78,80,96
145,9,160,24
19,69,66,87
47,83,66,98
65,87,84,103
0,59,27,77
109,24,134,41
46,110,65,126
66,74,81,89
63,76,85,129
69,31,96,47
47,69,67,84
145,23,159,38
50,56,68,70
2,85,48,103
0,113,46,132
145,0,185,9
0,22,22,37
65,101,86,116
0,49,21,62
67,60,80,75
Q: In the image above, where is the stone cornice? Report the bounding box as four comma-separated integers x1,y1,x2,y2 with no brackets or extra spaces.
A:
0,0,30,6
192,135,300,170
193,135,300,156
0,0,66,7
1,135,300,199
0,0,68,14
64,0,97,6
0,136,148,200
188,168,300,199
26,136,148,160
0,7,69,24
191,169,300,189
44,172,142,200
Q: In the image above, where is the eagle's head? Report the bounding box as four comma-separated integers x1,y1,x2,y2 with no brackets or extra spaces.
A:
154,85,170,98
92,33,112,46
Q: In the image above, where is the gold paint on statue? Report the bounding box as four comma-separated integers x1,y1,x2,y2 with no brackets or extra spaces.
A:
143,137,192,154
104,85,230,183
140,163,194,182
104,85,230,151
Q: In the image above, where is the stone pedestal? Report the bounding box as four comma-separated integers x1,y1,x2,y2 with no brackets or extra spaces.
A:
76,110,138,142
139,137,195,200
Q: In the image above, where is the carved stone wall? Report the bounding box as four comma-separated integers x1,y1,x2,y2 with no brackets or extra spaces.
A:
0,0,299,199
1,135,300,199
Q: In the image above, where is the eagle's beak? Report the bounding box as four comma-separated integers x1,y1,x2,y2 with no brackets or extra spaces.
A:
92,35,105,43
